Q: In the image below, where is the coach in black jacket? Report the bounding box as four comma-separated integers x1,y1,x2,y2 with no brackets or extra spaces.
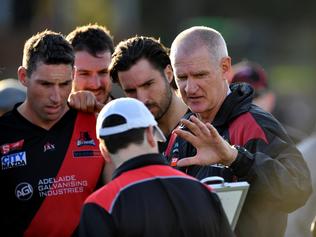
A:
78,98,233,237
169,26,312,237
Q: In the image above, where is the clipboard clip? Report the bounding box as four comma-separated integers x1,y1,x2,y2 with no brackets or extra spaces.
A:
201,176,225,187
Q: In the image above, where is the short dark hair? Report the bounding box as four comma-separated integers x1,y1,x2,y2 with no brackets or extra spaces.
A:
110,36,177,89
100,114,145,154
66,24,114,56
22,30,74,77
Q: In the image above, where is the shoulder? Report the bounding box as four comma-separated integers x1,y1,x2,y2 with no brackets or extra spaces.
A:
76,110,97,121
0,109,16,122
229,105,286,145
84,178,124,213
0,109,23,134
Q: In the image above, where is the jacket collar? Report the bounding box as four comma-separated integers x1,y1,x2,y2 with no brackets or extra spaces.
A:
112,153,168,179
212,83,254,127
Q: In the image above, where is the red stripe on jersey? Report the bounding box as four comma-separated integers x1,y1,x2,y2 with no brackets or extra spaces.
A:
24,112,104,237
229,112,268,146
86,165,197,212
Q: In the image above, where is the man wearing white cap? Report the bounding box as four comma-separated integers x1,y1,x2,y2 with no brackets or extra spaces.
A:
78,97,233,237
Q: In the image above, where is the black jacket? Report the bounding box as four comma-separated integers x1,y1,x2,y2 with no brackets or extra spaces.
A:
167,83,312,237
78,154,233,237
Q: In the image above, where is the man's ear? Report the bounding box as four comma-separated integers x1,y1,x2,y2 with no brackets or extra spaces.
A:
145,126,156,148
220,57,232,81
99,140,111,163
17,66,28,87
164,65,174,84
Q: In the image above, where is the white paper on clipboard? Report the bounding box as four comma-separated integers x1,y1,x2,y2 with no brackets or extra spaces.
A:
201,176,249,230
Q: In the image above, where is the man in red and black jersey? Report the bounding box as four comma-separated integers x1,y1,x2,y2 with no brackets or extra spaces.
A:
169,26,312,237
0,30,104,236
78,97,233,237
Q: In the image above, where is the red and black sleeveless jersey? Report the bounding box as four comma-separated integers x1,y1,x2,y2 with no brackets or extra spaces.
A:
0,106,104,237
78,154,233,237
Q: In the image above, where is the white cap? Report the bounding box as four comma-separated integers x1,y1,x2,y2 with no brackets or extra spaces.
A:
96,98,166,142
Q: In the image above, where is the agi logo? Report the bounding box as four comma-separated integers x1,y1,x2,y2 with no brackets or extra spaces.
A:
15,182,33,201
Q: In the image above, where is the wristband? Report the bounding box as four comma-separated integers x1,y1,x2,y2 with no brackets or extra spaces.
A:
230,145,254,177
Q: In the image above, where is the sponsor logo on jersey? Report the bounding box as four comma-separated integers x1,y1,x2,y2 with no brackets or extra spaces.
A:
170,157,179,167
170,144,179,167
76,132,96,147
1,151,27,170
15,182,33,201
167,142,180,167
73,150,101,158
37,175,88,197
0,139,24,155
43,142,55,152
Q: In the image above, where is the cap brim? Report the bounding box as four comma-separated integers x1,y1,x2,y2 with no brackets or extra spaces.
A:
154,126,166,143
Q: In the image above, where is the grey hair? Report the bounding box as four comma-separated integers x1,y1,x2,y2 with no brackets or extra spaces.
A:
170,26,228,64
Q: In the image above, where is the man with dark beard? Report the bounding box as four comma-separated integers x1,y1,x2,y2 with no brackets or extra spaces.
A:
109,36,189,155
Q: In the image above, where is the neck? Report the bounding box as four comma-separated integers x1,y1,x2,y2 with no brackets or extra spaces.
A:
18,101,68,130
158,91,188,137
111,143,158,168
197,110,217,124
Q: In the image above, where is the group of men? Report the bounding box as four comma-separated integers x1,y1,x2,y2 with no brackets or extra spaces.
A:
0,24,312,237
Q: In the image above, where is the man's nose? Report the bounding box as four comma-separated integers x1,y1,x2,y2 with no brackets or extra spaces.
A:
50,86,62,103
185,77,198,94
88,74,102,89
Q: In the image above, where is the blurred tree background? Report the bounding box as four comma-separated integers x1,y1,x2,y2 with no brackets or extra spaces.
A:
0,0,315,141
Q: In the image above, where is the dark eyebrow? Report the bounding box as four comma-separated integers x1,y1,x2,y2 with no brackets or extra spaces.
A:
97,68,108,73
192,70,209,75
76,69,90,73
37,79,54,84
37,79,72,84
140,78,155,86
61,79,73,84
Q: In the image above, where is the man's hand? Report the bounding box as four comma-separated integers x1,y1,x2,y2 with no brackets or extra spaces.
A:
68,90,104,113
174,115,238,167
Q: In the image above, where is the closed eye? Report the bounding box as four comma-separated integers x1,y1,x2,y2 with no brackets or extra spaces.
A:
124,89,136,96
176,75,187,81
78,71,90,76
98,69,109,76
193,71,209,78
143,81,153,88
40,81,53,87
60,80,72,86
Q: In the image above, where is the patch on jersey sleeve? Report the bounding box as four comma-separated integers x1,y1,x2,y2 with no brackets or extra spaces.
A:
0,139,24,155
73,150,101,158
1,151,27,170
76,131,96,147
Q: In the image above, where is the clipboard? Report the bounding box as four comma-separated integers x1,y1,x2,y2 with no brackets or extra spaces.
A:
201,176,249,230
